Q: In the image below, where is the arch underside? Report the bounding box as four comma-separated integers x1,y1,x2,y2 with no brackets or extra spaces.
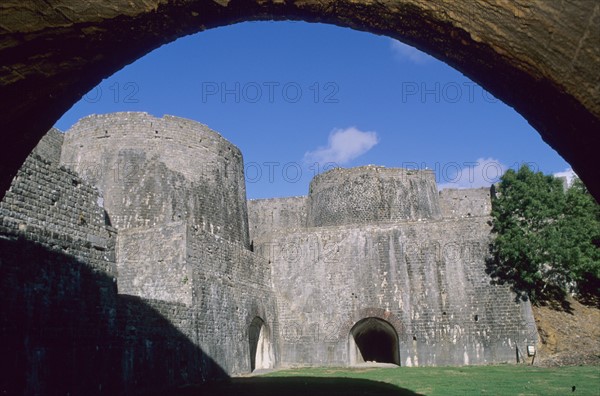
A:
1,1,598,200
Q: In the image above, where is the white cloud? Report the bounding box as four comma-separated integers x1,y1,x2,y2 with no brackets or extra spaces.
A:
390,40,433,64
553,168,577,187
304,127,379,165
438,158,507,190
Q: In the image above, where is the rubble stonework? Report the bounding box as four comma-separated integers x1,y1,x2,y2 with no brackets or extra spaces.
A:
0,112,537,395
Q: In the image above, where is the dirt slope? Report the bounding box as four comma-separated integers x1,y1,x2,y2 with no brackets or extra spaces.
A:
533,297,600,366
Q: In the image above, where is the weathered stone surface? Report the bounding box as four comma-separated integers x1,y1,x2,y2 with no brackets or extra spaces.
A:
117,222,191,304
439,188,492,219
0,0,599,201
60,112,250,247
187,226,278,375
307,166,442,227
248,196,308,243
251,166,536,368
258,221,537,367
30,127,64,165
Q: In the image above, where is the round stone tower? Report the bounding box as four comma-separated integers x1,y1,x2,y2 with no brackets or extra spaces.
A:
307,166,442,227
60,112,249,247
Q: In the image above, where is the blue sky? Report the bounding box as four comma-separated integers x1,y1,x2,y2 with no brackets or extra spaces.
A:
54,21,573,199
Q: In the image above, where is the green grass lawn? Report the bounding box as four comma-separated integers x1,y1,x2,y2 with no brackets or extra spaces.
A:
264,365,600,395
151,365,600,396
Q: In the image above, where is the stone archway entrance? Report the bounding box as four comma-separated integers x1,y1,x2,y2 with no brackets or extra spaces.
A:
248,317,274,372
349,317,400,366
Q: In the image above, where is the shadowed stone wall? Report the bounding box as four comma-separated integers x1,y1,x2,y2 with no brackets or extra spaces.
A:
30,127,64,165
117,222,191,304
0,122,277,394
60,113,278,375
116,220,279,377
187,227,279,375
0,133,214,395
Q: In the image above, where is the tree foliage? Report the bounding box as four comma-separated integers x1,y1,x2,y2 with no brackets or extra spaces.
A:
488,165,600,304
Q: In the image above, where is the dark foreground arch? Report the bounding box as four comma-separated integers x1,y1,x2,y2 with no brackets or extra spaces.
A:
349,317,400,366
1,1,599,199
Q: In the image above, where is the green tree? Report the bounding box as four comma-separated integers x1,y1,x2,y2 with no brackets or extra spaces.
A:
559,178,600,299
488,165,600,303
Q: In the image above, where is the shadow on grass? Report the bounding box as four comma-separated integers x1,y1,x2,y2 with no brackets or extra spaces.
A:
144,376,424,396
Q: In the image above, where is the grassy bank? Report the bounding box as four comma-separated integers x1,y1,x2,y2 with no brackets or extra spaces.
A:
154,365,599,395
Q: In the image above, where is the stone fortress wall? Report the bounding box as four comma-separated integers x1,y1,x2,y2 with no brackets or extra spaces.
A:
247,173,491,242
60,112,249,248
438,187,493,218
1,114,277,395
248,196,307,243
1,112,537,395
60,113,277,380
0,135,124,395
250,166,536,368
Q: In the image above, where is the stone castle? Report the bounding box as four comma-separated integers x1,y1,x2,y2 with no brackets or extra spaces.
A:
0,112,537,395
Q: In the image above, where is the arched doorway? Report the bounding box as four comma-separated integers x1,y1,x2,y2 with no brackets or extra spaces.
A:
248,317,274,372
349,317,400,366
